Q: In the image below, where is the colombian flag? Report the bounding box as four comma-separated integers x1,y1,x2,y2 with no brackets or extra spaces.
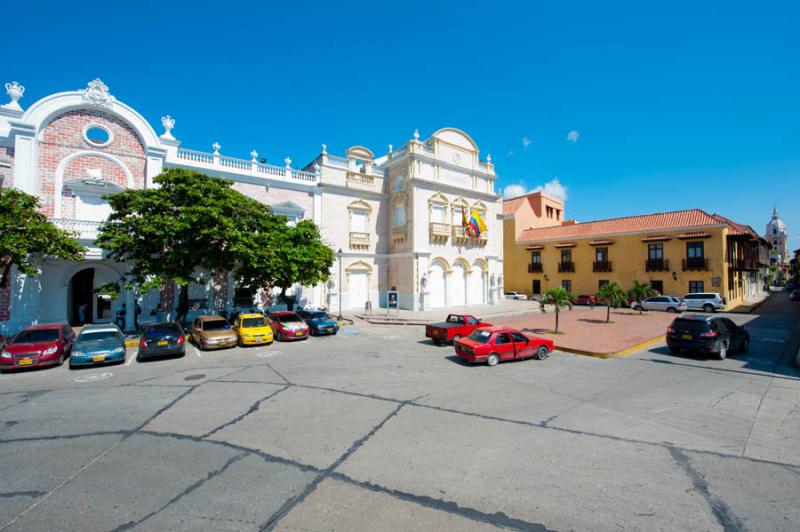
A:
467,209,487,238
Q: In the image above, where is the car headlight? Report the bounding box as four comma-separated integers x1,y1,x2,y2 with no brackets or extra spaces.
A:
72,351,85,357
43,345,58,355
243,334,252,338
112,347,125,354
1,350,10,359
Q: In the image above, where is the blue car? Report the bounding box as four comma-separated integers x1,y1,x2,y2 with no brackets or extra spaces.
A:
297,310,340,336
69,324,126,369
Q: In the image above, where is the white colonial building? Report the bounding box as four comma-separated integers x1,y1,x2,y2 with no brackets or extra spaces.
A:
765,207,789,264
0,80,503,334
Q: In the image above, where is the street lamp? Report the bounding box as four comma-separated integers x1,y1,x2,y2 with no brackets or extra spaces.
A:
337,248,343,321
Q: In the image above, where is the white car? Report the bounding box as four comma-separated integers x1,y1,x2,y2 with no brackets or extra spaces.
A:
630,296,686,313
504,291,529,301
682,292,726,312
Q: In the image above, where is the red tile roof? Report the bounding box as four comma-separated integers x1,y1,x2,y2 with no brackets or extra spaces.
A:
502,196,527,216
519,209,724,242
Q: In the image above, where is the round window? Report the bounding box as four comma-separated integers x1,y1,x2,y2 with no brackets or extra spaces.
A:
83,124,112,147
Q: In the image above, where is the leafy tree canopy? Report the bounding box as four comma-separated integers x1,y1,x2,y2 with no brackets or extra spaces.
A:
628,280,657,314
596,281,627,323
0,188,85,288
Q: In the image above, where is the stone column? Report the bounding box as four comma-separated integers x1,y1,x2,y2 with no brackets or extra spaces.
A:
124,288,136,332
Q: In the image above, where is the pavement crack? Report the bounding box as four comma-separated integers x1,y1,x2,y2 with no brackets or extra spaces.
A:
0,491,46,499
668,447,746,532
201,385,290,439
331,472,554,531
259,401,407,531
110,452,247,531
265,363,291,384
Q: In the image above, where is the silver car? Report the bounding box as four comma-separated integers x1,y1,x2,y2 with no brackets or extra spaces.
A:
504,291,529,301
630,296,686,313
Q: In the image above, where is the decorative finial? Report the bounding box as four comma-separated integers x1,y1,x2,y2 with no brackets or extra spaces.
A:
313,163,321,175
284,157,292,168
250,149,259,162
388,144,393,153
82,78,115,109
413,129,420,141
160,115,175,140
487,153,492,163
2,81,25,111
212,142,221,155
321,144,327,154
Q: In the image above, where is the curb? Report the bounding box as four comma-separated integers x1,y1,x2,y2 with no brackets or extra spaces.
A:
557,335,665,359
727,293,772,314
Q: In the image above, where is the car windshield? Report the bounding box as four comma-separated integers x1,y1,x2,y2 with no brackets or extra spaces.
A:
672,319,710,333
202,320,230,331
14,329,60,343
467,329,493,344
305,312,328,320
278,314,301,323
78,331,120,342
146,325,181,337
242,317,267,328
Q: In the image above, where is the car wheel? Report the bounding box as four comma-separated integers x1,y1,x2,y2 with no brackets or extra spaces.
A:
667,307,677,313
536,346,549,360
487,353,500,367
703,304,714,313
58,352,65,366
432,339,441,346
277,332,283,342
740,338,749,353
452,334,461,344
715,341,728,360
68,361,75,370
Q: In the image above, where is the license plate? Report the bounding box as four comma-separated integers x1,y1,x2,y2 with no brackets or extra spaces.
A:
18,358,33,366
681,334,692,340
93,355,105,362
157,340,168,346
295,331,303,336
327,328,333,333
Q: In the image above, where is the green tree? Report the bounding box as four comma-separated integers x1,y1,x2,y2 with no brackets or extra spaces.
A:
628,279,657,314
539,286,575,334
0,188,85,288
596,281,627,323
96,168,278,324
234,219,333,310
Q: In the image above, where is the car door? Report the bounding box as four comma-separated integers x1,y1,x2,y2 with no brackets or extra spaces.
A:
723,319,743,348
492,333,516,360
511,332,534,359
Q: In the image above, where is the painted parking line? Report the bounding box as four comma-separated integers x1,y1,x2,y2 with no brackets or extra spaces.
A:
74,372,113,383
191,345,202,358
256,350,282,359
125,348,137,366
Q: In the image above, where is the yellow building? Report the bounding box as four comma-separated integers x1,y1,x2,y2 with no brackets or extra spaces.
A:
503,193,770,308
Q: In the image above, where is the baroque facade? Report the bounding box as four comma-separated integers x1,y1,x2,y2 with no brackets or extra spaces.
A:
0,80,503,335
765,207,789,264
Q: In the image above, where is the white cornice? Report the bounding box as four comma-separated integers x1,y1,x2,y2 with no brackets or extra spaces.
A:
517,223,728,244
165,161,318,194
408,177,499,201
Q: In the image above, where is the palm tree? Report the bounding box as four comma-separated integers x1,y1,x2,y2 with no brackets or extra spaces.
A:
628,280,657,315
539,286,575,334
596,281,627,323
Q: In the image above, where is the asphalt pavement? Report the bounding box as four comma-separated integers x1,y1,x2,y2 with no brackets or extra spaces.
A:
1,294,799,531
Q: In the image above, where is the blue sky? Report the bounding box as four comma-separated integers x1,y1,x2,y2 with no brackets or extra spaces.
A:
5,1,799,246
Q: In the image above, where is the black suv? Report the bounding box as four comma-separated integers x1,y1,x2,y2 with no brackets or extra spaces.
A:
666,314,749,360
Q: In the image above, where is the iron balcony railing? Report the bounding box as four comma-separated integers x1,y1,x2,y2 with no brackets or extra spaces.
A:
593,261,613,272
682,257,709,271
645,258,670,272
558,261,575,273
528,263,543,273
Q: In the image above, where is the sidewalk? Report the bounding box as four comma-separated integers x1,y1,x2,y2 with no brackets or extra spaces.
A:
353,299,543,325
728,291,772,314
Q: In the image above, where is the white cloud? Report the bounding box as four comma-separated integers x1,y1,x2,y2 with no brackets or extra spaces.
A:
566,130,580,143
502,177,568,202
532,177,568,201
507,149,515,156
522,136,532,150
502,183,528,199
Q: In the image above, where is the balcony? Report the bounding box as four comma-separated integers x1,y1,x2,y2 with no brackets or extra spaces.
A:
452,225,469,243
346,171,375,187
51,218,102,240
558,261,575,273
429,222,450,241
682,257,709,271
349,231,370,249
593,261,613,273
528,263,543,273
392,224,407,244
645,258,670,272
729,258,760,271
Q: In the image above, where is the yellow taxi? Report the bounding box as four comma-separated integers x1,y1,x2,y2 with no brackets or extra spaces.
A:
234,313,274,346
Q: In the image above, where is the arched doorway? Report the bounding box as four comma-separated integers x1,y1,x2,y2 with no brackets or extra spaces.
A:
69,268,94,326
449,263,467,307
429,263,446,308
67,267,117,326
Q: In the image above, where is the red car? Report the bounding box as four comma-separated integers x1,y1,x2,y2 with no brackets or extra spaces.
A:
454,326,555,366
268,311,309,341
1,323,75,372
575,294,596,306
425,314,492,345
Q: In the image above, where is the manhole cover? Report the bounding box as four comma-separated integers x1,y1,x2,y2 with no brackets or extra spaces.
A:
184,374,206,381
75,372,113,383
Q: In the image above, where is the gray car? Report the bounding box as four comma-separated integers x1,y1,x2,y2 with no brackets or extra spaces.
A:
630,296,686,313
70,324,126,369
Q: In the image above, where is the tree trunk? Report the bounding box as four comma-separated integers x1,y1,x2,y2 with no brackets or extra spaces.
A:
607,304,611,323
280,286,293,311
0,263,11,289
638,301,643,315
554,309,559,334
176,284,190,325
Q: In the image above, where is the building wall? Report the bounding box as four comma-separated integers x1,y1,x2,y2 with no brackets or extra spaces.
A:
506,227,731,301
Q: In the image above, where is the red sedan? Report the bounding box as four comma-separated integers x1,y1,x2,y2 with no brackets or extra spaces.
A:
1,323,75,372
268,311,310,341
454,326,555,366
